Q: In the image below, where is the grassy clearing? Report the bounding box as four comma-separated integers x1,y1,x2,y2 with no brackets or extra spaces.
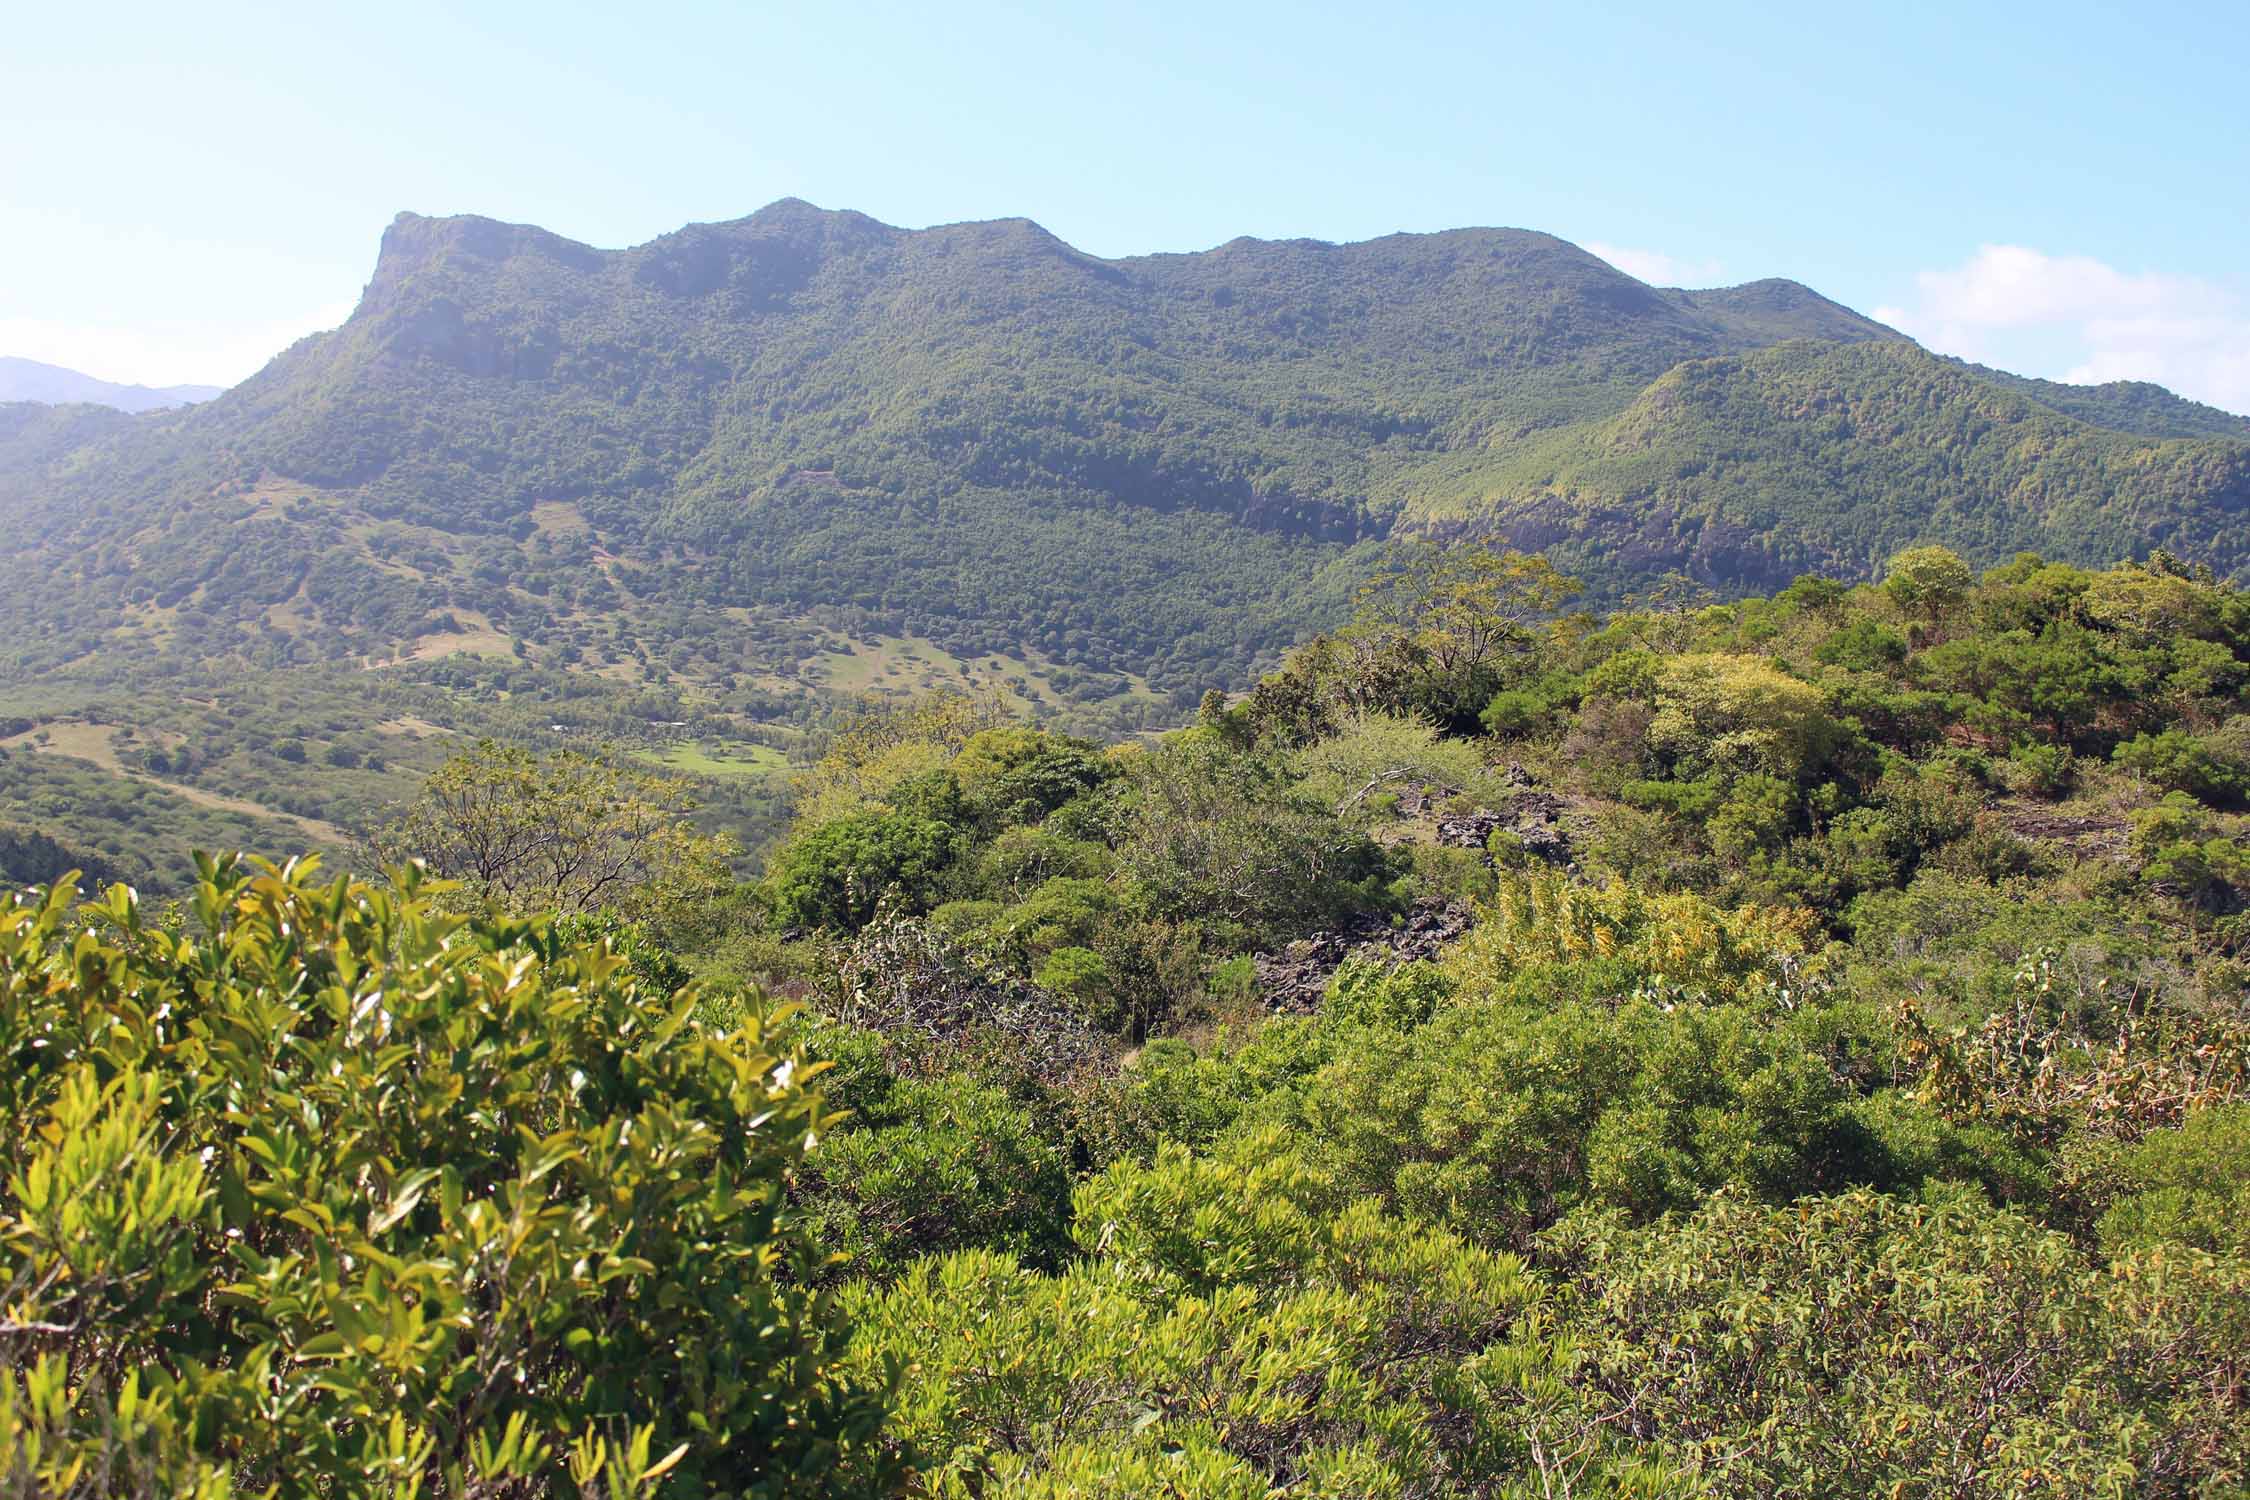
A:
2,722,352,847
374,716,455,739
529,500,592,537
398,612,516,664
800,633,1164,718
4,721,133,771
634,742,792,778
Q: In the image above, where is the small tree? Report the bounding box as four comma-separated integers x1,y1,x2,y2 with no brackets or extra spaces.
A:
1883,544,1974,623
1338,542,1579,724
374,741,736,941
1647,653,1833,784
796,690,1013,825
1118,731,1379,936
766,810,961,932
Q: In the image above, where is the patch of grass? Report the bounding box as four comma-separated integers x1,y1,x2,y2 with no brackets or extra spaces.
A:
802,633,1167,720
634,742,792,778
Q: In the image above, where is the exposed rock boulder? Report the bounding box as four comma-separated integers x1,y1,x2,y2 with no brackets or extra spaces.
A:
1254,900,1473,1014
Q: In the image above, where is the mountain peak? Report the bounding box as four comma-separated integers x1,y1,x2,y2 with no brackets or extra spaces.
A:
1664,278,1900,346
737,196,865,228
374,211,602,273
355,212,607,335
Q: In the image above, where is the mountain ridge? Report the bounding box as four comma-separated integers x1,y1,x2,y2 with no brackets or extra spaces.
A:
0,200,2242,712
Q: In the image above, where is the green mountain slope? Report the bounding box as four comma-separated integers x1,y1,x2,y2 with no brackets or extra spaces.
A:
0,202,1905,697
0,200,2243,871
0,201,2245,877
1401,340,2250,593
1966,362,2250,442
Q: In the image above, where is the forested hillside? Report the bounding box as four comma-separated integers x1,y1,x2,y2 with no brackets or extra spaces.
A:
0,204,1905,688
7,202,2247,692
2,202,2246,881
1414,340,2250,592
7,547,2248,1495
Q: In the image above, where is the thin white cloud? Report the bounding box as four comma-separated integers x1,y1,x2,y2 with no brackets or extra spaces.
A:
1585,241,1728,288
0,300,356,391
1875,245,2250,416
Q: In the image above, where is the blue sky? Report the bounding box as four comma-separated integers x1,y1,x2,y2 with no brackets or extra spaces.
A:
6,0,2246,410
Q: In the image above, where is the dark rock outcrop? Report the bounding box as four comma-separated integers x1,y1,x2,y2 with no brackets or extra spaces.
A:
1254,900,1474,1014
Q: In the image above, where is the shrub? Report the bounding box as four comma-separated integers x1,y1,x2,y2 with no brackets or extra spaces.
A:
1446,872,1830,1009
1290,708,1502,824
1031,943,1113,1016
1814,617,1911,671
971,826,1110,896
2007,738,2077,798
2115,721,2250,808
767,810,960,931
1705,773,1797,863
839,1135,1672,1497
1561,696,1658,792
800,1075,1073,1282
1479,688,1547,738
1584,648,1660,704
1324,954,1454,1031
0,857,890,1498
1891,947,2250,1147
1119,732,1387,936
1288,997,1870,1246
1543,1189,2250,1497
2096,1104,2250,1256
1648,653,1833,783
815,909,1116,1085
2133,795,2250,912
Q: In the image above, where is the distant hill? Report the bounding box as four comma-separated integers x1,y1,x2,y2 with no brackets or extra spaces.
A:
0,356,224,412
1404,340,2250,592
1962,363,2250,442
0,200,2242,708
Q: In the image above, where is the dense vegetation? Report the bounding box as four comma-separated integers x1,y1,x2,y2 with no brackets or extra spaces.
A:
3,203,2246,877
8,546,2247,1494
0,859,889,1497
0,206,1903,698
1415,342,2250,593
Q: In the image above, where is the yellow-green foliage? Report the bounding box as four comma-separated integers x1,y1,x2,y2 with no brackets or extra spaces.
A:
373,740,738,943
0,856,888,1499
2080,562,2233,642
946,726,1053,790
1289,709,1509,826
1546,1189,2250,1496
1882,543,1975,619
795,739,957,829
840,1130,1682,1498
793,692,1014,826
1648,652,1831,781
1445,870,1830,1007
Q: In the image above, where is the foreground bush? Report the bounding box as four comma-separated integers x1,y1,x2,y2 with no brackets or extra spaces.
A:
1545,1189,2250,1497
841,1133,1684,1498
0,856,889,1499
